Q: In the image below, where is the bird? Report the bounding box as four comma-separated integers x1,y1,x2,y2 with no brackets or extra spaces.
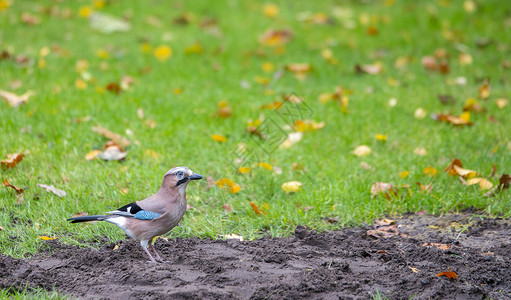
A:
67,166,202,263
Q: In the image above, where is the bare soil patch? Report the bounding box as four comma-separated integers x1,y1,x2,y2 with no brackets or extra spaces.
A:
1,213,510,299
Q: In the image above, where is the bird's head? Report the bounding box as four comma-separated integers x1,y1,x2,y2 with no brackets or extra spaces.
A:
163,166,202,193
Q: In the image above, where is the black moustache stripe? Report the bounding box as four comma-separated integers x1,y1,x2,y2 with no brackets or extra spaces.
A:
176,177,189,186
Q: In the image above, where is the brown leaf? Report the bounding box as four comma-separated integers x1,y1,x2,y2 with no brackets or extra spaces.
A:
259,29,293,46
3,179,24,194
367,225,399,238
433,112,472,126
1,153,24,169
355,63,383,74
421,56,437,71
478,80,490,99
444,159,463,176
437,271,457,279
91,125,131,147
374,219,395,226
20,12,41,25
422,242,453,250
106,82,121,94
438,94,456,105
0,90,34,107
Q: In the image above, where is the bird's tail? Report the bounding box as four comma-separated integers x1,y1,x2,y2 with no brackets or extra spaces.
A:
67,215,109,223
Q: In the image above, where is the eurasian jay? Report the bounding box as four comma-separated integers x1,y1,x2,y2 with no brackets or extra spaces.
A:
67,167,202,263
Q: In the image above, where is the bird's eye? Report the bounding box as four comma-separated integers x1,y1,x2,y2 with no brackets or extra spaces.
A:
176,171,184,177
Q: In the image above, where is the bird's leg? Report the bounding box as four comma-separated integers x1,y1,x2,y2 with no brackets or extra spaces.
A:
149,240,166,263
140,240,157,263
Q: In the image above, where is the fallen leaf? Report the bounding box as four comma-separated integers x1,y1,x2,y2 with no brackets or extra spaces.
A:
258,162,272,171
215,178,241,193
374,219,395,226
220,233,244,241
3,179,24,194
89,12,130,34
433,112,473,126
285,63,312,80
352,145,371,157
0,90,34,107
478,80,490,99
259,28,293,46
452,165,477,178
496,98,508,109
465,177,493,190
293,120,324,132
414,108,427,119
21,12,40,25
398,171,409,178
38,184,66,197
211,134,227,142
458,53,473,66
370,182,397,199
463,98,484,113
154,45,172,61
408,266,420,273
414,147,427,156
437,271,457,280
105,82,121,94
216,101,232,118
355,63,383,74
417,182,433,193
38,236,58,241
279,132,303,149
421,56,437,71
325,216,339,223
91,125,131,147
367,225,399,238
281,181,302,194
263,3,279,18
98,147,127,161
238,167,251,174
0,226,4,231
249,202,267,215
222,203,233,214
85,149,102,160
422,242,453,250
375,134,388,141
1,153,24,169
424,166,438,177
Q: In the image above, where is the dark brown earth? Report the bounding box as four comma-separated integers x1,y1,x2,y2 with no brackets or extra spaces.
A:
1,213,510,299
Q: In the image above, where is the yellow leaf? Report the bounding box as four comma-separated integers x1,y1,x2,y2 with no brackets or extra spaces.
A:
414,107,427,119
38,236,58,240
408,266,420,273
185,42,202,54
258,162,272,171
460,111,470,123
281,181,302,194
453,165,477,178
0,0,12,11
96,48,109,59
220,234,244,241
466,177,493,190
352,145,371,157
424,166,438,177
79,6,92,18
75,79,87,90
154,45,172,61
254,76,270,85
375,134,388,141
399,171,409,178
238,167,251,174
478,80,490,99
496,98,509,109
458,53,473,65
262,62,274,72
211,134,227,142
414,147,427,156
263,4,279,18
85,150,101,160
215,178,241,193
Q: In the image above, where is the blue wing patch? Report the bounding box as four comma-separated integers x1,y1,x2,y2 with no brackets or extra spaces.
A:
134,210,162,220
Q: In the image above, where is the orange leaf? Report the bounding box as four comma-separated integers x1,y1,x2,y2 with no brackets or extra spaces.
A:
259,29,293,47
1,153,24,169
249,202,266,215
444,159,463,176
437,271,457,279
211,134,227,142
3,179,24,194
424,166,438,177
91,125,131,147
38,236,58,241
422,242,453,250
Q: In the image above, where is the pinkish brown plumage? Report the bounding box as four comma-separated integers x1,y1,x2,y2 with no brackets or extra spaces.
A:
68,167,202,263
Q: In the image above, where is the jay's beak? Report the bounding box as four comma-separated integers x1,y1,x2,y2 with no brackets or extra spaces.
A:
189,173,203,180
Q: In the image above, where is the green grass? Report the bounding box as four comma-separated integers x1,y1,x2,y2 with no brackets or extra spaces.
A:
1,0,510,258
